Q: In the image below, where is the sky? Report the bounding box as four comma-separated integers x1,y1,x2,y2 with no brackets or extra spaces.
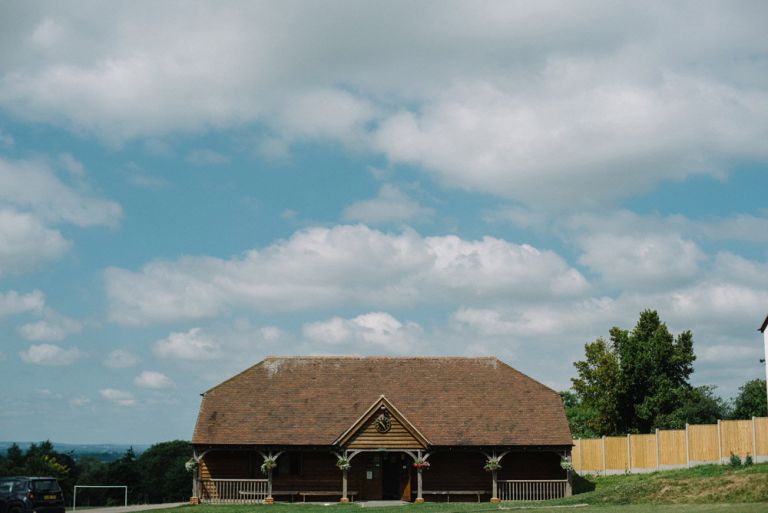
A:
1,1,767,444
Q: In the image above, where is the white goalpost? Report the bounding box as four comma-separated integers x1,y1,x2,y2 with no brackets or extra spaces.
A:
72,485,128,510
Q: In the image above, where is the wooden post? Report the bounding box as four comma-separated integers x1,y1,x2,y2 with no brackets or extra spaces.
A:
491,470,499,503
717,419,723,464
264,469,274,504
416,468,424,503
655,429,660,470
340,469,349,503
685,423,690,468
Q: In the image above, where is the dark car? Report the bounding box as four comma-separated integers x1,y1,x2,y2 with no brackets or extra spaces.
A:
0,477,65,513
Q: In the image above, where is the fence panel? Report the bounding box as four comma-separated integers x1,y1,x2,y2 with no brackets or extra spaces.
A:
578,438,604,472
755,417,768,461
658,429,686,468
629,434,656,469
687,424,719,464
720,420,754,459
604,436,629,472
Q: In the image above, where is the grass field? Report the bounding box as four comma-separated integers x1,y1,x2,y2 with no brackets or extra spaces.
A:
146,463,768,513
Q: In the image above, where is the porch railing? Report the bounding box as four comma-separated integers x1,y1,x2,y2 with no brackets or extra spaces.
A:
497,480,568,501
199,479,269,503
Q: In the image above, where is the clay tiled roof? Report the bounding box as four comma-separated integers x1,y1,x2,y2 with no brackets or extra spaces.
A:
192,356,572,447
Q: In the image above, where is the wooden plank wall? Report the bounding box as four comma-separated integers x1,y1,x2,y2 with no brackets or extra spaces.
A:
604,437,628,471
658,430,686,467
755,417,768,457
572,416,768,474
348,415,423,449
719,420,753,459
629,434,656,469
688,424,718,463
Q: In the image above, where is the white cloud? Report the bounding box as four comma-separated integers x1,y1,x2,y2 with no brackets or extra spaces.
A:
0,157,121,227
303,312,424,354
103,349,140,368
0,210,70,275
133,370,174,389
153,327,221,360
58,152,84,177
68,396,91,407
343,185,433,224
0,4,764,203
99,388,136,407
17,313,82,341
106,225,588,324
0,289,45,317
19,344,79,366
577,233,705,290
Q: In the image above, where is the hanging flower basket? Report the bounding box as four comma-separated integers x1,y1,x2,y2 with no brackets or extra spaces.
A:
483,456,502,472
184,459,198,473
260,457,277,474
413,457,430,470
560,458,572,471
336,456,351,471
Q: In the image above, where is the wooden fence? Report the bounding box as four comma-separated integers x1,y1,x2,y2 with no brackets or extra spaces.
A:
572,417,768,474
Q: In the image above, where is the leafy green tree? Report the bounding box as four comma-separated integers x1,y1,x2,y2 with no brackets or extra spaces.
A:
657,385,730,428
137,440,192,503
571,310,697,435
732,379,768,419
571,337,621,435
559,391,599,438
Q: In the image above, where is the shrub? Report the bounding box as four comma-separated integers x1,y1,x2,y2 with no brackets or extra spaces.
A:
745,454,754,466
728,452,742,467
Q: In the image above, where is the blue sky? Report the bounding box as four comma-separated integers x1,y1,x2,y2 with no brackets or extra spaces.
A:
1,1,767,444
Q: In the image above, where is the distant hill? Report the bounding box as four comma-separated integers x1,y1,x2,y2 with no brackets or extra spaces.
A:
0,442,151,462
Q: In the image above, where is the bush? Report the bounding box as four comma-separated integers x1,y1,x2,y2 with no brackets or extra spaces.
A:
729,452,742,467
745,454,754,466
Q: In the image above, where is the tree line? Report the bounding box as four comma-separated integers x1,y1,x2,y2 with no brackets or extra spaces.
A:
563,309,768,438
0,440,192,506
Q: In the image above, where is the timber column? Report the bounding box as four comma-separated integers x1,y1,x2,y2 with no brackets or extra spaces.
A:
340,469,349,503
490,470,500,503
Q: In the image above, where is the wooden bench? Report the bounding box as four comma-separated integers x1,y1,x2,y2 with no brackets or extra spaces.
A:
299,491,358,502
422,490,489,503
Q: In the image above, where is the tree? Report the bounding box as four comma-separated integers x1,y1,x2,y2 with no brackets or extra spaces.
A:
571,310,697,435
570,337,620,435
137,440,192,503
732,379,768,419
559,391,599,439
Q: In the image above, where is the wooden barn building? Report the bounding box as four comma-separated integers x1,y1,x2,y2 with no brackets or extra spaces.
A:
191,356,573,503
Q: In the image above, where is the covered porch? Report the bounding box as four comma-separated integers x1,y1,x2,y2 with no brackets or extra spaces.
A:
191,446,571,503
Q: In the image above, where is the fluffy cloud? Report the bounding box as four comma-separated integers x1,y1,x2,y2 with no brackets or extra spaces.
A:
0,3,765,201
0,157,121,227
343,185,433,224
106,225,588,324
0,157,121,274
303,312,424,354
19,344,79,366
99,388,136,407
577,233,705,290
153,327,221,360
0,210,69,275
17,313,82,341
0,289,45,317
133,370,174,389
103,349,141,368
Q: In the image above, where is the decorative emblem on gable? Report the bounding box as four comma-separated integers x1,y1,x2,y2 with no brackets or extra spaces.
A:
333,395,430,449
374,411,391,433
